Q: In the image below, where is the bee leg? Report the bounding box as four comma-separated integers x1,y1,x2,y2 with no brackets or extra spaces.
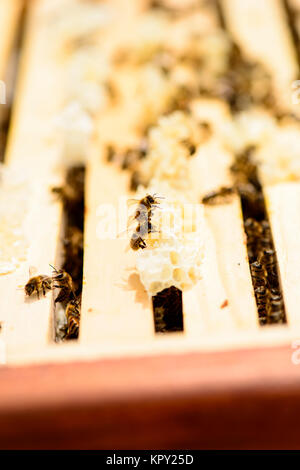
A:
55,289,68,304
42,282,47,296
36,289,40,300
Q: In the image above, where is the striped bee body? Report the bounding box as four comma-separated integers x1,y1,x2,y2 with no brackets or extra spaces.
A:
250,261,267,289
66,299,81,339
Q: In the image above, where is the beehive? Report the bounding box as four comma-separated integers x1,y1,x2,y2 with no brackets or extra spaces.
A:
2,0,300,449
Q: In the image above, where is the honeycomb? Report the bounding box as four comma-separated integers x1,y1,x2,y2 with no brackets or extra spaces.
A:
53,101,94,166
135,196,205,296
138,111,206,190
253,122,300,184
65,50,113,115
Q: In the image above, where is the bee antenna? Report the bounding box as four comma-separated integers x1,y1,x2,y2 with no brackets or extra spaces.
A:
49,264,57,272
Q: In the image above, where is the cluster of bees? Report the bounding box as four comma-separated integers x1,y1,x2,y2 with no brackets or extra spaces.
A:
246,220,284,324
106,142,165,251
52,165,85,339
231,149,285,324
105,1,276,329
106,140,148,191
202,146,286,325
205,44,274,113
106,131,200,193
24,165,85,340
24,266,80,338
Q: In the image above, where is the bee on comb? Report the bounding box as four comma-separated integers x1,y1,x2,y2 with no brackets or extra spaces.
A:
126,194,162,251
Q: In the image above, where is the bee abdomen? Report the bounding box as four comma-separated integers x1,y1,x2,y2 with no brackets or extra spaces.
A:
67,317,79,338
55,287,73,304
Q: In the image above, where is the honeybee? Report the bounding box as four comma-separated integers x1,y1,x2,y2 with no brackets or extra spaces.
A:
244,217,261,234
122,139,148,171
130,231,147,251
50,265,74,304
250,261,266,288
244,218,262,261
105,144,116,163
130,171,142,192
25,274,52,299
132,194,162,220
230,146,258,185
62,227,84,295
202,187,235,205
106,140,148,171
258,248,279,288
65,298,81,339
258,248,276,268
261,220,271,235
129,221,158,251
259,220,272,251
127,194,162,251
255,285,268,306
121,149,144,171
268,295,285,323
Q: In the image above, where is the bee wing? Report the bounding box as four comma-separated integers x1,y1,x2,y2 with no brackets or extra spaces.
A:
29,266,37,277
126,198,140,207
117,228,130,239
152,193,165,200
126,214,137,229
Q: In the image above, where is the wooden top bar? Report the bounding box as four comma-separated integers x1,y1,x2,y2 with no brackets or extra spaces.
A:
222,0,300,330
0,0,23,82
1,0,64,363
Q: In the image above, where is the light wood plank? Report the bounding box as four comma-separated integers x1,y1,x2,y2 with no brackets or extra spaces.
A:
1,0,66,362
222,0,300,330
80,144,155,345
264,183,300,327
221,0,298,111
0,0,23,82
80,1,220,345
187,100,258,333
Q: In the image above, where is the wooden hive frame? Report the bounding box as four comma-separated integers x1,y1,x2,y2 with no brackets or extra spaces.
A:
1,0,300,449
